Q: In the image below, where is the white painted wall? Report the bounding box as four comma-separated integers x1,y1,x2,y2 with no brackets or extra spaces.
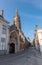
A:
0,20,9,54
37,29,42,52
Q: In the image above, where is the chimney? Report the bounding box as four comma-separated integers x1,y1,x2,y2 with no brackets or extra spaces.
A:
35,25,38,32
0,10,3,18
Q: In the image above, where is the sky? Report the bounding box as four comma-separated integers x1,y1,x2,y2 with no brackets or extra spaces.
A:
0,0,42,41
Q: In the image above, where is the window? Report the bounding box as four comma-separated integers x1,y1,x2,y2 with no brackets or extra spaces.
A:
1,38,6,42
2,25,7,34
1,38,6,50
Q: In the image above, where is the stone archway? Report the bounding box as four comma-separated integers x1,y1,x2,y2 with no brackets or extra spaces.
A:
9,43,15,53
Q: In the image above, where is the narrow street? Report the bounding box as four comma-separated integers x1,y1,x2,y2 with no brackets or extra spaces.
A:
0,47,42,65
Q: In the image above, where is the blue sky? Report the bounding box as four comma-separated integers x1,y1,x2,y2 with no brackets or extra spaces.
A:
0,0,42,41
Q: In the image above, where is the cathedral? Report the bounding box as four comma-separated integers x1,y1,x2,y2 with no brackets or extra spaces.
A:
9,8,29,53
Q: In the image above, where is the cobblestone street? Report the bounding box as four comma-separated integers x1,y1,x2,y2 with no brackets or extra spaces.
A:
0,47,42,65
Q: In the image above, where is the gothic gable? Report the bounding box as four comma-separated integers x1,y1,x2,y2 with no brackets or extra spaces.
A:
9,31,18,44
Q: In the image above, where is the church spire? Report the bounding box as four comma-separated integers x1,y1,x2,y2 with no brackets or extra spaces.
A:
13,8,21,30
16,8,18,17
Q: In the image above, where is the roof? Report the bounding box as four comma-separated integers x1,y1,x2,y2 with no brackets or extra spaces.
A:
0,17,9,24
9,24,19,33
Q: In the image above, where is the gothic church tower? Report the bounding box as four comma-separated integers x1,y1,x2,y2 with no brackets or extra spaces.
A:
13,8,21,30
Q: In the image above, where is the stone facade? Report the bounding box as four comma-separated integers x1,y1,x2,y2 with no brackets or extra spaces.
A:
9,24,19,53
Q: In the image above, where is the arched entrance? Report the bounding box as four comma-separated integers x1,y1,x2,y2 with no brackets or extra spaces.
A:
9,43,15,53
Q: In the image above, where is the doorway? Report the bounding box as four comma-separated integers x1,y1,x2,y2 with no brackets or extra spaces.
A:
9,43,15,53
